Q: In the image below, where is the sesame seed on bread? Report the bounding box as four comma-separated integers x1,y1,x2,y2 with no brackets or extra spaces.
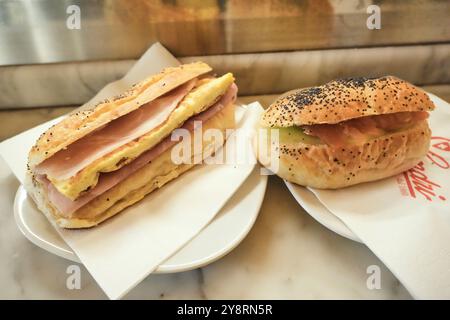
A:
261,76,435,127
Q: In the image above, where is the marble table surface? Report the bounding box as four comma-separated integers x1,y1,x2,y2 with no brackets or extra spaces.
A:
0,96,412,299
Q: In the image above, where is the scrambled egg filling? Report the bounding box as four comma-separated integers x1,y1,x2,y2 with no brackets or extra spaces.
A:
49,73,235,200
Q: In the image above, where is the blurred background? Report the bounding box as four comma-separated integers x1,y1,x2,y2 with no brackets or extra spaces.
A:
0,0,449,139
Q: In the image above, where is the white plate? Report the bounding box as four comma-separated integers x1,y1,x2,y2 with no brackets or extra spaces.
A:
284,181,361,243
14,167,267,273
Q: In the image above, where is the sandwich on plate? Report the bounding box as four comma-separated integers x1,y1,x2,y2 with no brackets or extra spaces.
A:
26,62,238,228
257,76,435,189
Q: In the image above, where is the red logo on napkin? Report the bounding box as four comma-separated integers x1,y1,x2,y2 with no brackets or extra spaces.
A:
397,137,449,202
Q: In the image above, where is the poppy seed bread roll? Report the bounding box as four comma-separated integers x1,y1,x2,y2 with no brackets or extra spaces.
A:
257,76,435,189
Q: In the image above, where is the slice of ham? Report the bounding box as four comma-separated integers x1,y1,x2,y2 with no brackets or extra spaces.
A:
36,78,197,180
39,83,237,215
303,111,428,148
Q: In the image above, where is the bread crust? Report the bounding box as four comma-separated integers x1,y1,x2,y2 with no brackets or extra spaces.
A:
28,62,212,169
257,120,431,189
25,101,235,228
261,76,435,127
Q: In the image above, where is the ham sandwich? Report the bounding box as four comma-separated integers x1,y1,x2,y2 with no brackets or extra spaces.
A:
26,62,238,228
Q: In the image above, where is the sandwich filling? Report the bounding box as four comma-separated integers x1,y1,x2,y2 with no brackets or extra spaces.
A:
36,73,235,200
36,79,197,181
280,111,429,148
33,77,237,216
